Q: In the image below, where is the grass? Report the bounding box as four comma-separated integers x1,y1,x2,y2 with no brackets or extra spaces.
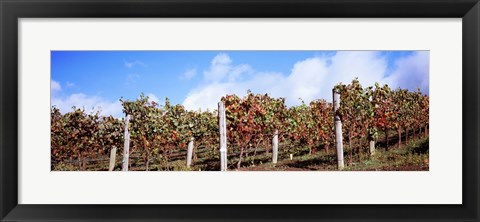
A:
236,137,429,171
342,138,429,171
53,135,429,171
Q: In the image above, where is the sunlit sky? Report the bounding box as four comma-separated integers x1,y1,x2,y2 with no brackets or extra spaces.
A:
51,51,429,118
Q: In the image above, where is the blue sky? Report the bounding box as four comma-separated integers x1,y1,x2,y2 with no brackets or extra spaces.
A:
51,51,429,118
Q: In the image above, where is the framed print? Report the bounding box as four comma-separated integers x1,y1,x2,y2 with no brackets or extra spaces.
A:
1,0,479,221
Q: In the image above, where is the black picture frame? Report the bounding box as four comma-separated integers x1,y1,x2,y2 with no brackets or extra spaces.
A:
1,0,479,221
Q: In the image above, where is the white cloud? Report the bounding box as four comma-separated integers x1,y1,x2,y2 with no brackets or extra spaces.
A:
51,80,61,93
204,53,231,81
227,64,252,82
285,57,329,103
203,53,252,82
182,52,429,111
66,81,75,87
317,51,389,101
124,60,146,68
179,68,197,80
384,51,429,94
146,93,160,104
125,73,140,87
51,93,123,118
50,79,123,118
183,82,240,111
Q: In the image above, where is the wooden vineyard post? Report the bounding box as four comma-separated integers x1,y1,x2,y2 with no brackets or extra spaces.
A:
369,140,375,156
333,88,345,170
122,115,131,171
186,137,194,168
368,95,375,156
272,129,278,164
109,146,117,171
218,101,227,171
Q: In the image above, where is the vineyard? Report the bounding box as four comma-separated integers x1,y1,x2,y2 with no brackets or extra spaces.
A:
51,79,429,171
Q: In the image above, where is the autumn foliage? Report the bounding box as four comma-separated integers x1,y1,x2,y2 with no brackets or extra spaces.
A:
51,80,429,170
